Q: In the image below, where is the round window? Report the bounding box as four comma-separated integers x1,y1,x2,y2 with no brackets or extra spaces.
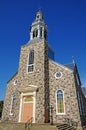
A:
14,80,17,85
55,71,62,79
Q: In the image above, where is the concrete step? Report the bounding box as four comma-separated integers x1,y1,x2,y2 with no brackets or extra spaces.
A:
0,122,25,130
30,123,57,130
56,123,76,130
0,122,77,130
0,122,58,130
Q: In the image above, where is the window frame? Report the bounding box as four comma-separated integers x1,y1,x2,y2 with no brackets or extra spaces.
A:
28,64,34,73
27,50,34,73
33,29,38,38
10,95,15,116
40,27,42,37
55,71,62,79
56,90,65,115
14,79,17,85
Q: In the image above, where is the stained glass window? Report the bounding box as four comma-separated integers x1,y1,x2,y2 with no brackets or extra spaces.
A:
23,96,33,102
57,90,64,114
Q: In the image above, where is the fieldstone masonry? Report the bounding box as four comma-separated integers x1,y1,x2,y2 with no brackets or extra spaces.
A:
2,10,86,130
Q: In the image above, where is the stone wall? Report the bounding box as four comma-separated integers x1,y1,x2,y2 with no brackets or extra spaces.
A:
2,38,86,130
2,39,49,123
49,60,82,127
2,72,20,121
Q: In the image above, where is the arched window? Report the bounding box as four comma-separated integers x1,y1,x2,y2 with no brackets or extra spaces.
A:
40,27,42,37
56,90,65,114
10,95,15,115
33,29,38,38
28,50,34,72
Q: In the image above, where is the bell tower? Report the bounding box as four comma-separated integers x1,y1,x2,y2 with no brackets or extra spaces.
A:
30,10,48,40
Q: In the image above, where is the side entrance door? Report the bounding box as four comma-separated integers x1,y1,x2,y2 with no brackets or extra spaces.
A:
21,95,33,122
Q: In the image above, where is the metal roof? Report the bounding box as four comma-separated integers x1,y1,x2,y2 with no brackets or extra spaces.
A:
64,63,75,71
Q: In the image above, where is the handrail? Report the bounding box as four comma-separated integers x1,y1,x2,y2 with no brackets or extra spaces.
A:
25,117,33,130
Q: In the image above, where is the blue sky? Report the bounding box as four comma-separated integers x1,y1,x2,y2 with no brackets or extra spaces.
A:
0,0,86,100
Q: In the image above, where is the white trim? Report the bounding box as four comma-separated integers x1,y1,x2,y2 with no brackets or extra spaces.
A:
54,71,63,79
13,79,17,85
18,92,36,123
27,50,35,74
32,92,36,123
56,89,65,115
9,96,13,115
28,64,34,72
19,93,23,122
29,85,38,88
9,95,15,116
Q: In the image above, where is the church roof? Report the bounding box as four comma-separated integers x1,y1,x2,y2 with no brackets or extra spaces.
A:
7,71,18,83
64,63,75,71
28,38,44,45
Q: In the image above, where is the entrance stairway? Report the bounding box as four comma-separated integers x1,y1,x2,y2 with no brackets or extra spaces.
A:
0,122,57,130
30,123,57,130
56,123,76,130
0,122,25,130
0,122,80,130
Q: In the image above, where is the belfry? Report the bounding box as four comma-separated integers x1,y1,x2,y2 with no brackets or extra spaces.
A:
30,10,48,40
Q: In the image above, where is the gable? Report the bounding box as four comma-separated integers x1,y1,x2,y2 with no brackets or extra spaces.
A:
7,71,18,84
49,59,73,73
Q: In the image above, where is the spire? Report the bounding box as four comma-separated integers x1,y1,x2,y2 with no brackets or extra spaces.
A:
30,10,48,41
36,10,44,21
72,56,75,63
72,56,76,66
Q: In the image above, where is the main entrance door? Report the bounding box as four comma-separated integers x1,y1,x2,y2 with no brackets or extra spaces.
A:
21,95,34,122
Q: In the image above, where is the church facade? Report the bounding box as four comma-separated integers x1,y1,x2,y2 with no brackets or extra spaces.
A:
2,11,86,129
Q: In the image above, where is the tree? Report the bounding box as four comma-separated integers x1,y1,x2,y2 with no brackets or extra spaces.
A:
0,100,4,118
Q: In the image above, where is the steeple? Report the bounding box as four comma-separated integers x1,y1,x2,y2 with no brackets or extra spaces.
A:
30,10,48,41
72,56,76,66
36,10,43,21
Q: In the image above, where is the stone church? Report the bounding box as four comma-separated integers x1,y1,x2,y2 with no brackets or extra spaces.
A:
2,10,86,129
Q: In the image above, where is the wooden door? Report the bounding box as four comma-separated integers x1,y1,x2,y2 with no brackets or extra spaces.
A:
21,96,33,122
